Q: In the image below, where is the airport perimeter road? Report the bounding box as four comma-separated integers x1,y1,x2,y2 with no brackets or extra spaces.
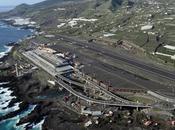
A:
55,35,175,82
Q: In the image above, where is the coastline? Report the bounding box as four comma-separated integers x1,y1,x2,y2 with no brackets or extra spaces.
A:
0,21,46,130
0,71,47,130
0,6,14,13
0,20,36,61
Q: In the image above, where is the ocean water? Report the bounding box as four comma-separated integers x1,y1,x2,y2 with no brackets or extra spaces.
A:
0,23,44,130
0,6,14,12
0,21,32,58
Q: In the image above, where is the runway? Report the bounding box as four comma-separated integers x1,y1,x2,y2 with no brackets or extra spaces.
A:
44,35,175,97
55,35,175,81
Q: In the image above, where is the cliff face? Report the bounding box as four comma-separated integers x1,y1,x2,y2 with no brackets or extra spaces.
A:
93,0,135,12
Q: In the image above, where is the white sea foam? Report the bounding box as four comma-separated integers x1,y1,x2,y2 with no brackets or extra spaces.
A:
0,102,20,115
0,100,11,109
32,117,45,130
0,45,13,59
0,87,9,93
0,87,19,116
0,82,9,85
0,52,7,59
0,105,37,130
15,105,37,129
0,87,13,97
0,88,15,102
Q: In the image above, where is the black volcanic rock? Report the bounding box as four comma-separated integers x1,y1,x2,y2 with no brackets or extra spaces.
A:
8,98,20,108
0,102,29,122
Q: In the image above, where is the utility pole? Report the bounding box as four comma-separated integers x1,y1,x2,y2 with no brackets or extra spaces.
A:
84,80,88,93
15,63,19,77
172,86,175,95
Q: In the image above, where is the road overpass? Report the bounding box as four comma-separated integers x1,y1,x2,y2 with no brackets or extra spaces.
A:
56,78,150,108
56,74,136,104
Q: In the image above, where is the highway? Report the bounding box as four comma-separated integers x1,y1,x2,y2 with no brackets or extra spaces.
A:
55,35,175,82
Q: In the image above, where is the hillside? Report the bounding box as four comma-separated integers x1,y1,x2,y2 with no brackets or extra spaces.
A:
0,0,131,18
0,0,83,18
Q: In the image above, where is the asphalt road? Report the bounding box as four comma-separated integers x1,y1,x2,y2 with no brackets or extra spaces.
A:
56,79,150,108
43,35,175,97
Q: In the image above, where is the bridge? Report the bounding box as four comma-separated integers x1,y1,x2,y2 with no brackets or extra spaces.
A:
56,78,150,108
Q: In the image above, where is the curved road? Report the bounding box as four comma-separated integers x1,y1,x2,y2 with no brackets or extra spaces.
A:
56,78,151,108
56,74,136,104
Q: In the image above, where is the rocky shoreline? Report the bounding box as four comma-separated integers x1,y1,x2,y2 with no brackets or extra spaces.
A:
0,45,84,129
0,71,84,130
0,20,65,129
0,26,47,128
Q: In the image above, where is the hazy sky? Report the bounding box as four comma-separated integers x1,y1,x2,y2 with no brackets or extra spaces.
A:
0,0,45,6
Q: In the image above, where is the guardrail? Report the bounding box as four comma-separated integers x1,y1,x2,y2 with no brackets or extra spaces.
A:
147,91,175,103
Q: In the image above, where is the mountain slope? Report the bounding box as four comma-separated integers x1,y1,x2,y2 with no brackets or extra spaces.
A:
0,0,82,18
0,0,131,18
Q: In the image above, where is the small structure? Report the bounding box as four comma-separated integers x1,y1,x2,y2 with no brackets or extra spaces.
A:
38,47,57,54
171,121,175,126
154,52,175,60
141,25,154,31
44,35,55,38
81,106,102,116
57,23,66,28
103,33,115,37
48,80,56,86
144,120,152,126
84,120,93,127
164,45,175,50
